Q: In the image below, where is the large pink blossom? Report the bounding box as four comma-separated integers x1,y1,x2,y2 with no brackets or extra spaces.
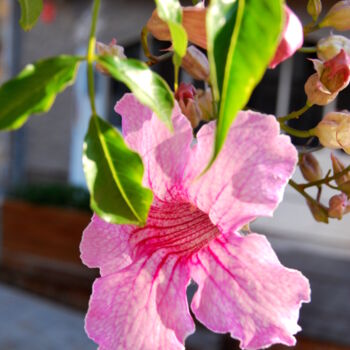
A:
80,94,310,350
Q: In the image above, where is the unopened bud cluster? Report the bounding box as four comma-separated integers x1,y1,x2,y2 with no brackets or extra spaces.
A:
175,83,213,128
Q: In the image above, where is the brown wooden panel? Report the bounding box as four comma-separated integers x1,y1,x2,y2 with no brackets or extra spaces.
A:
2,199,91,266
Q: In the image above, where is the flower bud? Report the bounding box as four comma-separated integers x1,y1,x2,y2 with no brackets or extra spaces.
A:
307,0,322,21
304,73,338,105
339,181,350,197
307,200,329,223
147,6,207,49
96,39,126,75
328,193,348,219
320,50,350,93
319,0,350,31
96,39,126,58
331,153,350,186
314,112,346,148
175,82,196,101
175,83,201,128
269,6,303,69
181,46,210,81
299,153,323,182
317,35,350,61
197,89,213,121
336,116,350,154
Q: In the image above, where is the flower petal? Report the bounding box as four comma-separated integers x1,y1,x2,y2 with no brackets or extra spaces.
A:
185,111,297,232
85,253,195,350
115,94,193,200
190,233,310,350
269,6,303,69
80,214,133,276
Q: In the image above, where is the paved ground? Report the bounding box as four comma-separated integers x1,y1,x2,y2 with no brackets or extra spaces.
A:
0,284,96,350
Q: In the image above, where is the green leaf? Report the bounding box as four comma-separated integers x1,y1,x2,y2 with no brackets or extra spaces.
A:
83,115,153,225
154,0,188,83
0,56,81,131
18,0,43,31
97,55,174,129
207,0,283,165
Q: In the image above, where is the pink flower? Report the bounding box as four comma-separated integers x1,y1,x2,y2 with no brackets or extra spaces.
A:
80,94,310,350
269,6,303,69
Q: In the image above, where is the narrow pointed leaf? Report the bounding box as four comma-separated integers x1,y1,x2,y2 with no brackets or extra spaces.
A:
97,55,174,129
83,115,153,225
0,55,81,131
18,0,43,31
207,0,283,165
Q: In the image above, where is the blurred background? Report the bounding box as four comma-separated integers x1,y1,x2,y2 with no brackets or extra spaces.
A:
0,0,349,349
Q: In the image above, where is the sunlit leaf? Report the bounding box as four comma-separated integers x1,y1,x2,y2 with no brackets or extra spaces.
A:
207,0,283,166
0,55,81,131
83,115,153,225
18,0,43,31
97,55,174,129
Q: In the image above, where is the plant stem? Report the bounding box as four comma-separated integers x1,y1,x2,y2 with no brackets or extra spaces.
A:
303,22,319,36
278,103,312,122
301,164,350,189
146,52,173,66
289,179,316,203
279,123,315,138
87,0,101,115
298,46,317,53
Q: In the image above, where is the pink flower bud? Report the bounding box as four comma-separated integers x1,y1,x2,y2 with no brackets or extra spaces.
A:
307,0,322,21
320,50,350,93
331,153,350,186
147,7,207,49
314,112,347,148
96,39,126,58
307,200,329,223
175,82,196,101
181,46,210,81
319,0,350,31
175,83,201,128
328,193,349,219
269,6,304,69
317,35,350,61
96,39,126,75
299,153,323,182
304,73,338,106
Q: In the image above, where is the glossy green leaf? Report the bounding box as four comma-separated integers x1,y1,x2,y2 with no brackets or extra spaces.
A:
154,0,188,82
18,0,43,31
97,55,174,129
207,0,283,165
0,56,81,131
83,115,153,225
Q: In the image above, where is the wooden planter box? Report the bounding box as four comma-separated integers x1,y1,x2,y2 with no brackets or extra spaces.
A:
1,199,97,309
